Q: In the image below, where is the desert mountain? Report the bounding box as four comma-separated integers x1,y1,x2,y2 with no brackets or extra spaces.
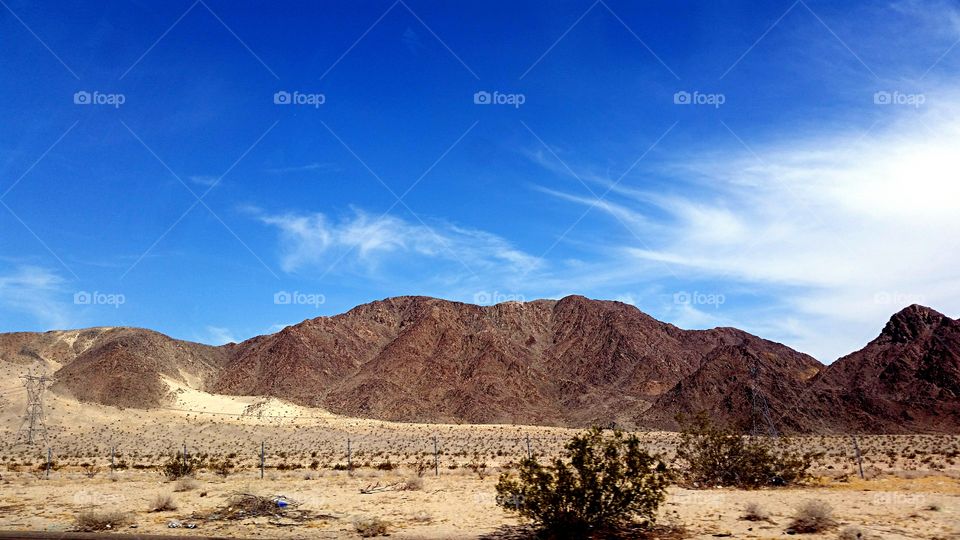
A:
212,296,820,427
801,305,960,433
0,297,957,433
0,327,228,409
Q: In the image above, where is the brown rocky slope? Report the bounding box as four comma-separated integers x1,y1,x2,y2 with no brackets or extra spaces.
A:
0,297,957,433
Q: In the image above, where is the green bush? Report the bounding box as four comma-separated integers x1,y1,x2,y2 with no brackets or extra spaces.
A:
495,427,669,536
160,454,202,480
675,414,819,489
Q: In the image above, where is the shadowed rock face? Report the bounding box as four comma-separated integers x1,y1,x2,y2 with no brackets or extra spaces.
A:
801,305,960,433
2,297,957,433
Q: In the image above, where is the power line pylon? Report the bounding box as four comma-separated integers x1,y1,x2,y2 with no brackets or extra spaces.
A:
16,370,50,446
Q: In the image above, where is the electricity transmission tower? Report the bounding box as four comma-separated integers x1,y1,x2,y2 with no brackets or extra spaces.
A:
16,370,50,446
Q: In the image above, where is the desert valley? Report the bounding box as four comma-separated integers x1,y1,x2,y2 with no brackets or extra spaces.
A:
0,296,958,538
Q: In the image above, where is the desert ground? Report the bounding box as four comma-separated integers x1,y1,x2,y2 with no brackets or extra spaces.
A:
1,378,959,539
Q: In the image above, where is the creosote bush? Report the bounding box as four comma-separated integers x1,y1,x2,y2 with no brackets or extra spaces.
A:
160,454,203,480
675,414,819,489
495,427,670,537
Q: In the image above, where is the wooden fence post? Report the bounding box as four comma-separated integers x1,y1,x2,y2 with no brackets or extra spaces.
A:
851,435,865,479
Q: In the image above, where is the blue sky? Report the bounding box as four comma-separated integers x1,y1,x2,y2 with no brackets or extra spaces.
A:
2,0,959,361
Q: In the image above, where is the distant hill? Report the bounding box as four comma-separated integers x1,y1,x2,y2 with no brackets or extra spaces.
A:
1,296,957,433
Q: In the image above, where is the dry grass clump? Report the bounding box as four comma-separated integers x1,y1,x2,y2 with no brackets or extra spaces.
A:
399,476,423,491
354,516,390,537
740,501,770,522
75,510,132,531
149,492,178,512
788,500,836,533
173,476,198,492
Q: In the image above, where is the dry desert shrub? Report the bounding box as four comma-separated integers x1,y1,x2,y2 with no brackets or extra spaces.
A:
81,463,99,478
399,476,423,491
173,476,198,492
161,454,201,480
75,510,132,531
354,516,390,537
788,500,836,533
411,458,432,477
149,492,178,512
741,501,770,522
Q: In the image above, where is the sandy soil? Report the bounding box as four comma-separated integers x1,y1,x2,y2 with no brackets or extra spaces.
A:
1,372,959,538
0,469,958,539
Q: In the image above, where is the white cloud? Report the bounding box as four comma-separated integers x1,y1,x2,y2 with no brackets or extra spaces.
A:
539,94,960,361
189,175,220,187
0,266,73,329
201,326,238,345
265,162,333,174
254,207,543,279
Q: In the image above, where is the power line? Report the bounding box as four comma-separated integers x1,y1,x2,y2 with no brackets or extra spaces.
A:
748,351,778,438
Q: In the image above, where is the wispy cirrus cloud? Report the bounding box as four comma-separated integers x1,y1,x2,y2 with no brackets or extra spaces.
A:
265,162,335,174
534,92,960,361
251,207,543,281
200,326,239,345
0,265,73,329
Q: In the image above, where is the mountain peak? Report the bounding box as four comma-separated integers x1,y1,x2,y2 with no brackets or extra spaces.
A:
881,304,947,343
